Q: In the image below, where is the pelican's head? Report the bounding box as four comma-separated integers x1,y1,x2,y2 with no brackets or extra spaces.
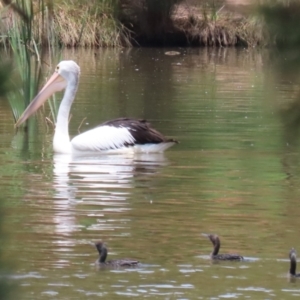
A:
56,60,80,82
15,60,80,127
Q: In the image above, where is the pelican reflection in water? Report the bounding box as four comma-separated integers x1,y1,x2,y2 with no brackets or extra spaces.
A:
15,60,178,155
53,153,169,235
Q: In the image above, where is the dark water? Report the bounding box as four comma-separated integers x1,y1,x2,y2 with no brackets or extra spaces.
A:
1,47,300,299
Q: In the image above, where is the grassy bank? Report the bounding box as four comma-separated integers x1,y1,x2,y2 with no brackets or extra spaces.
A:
0,0,130,47
0,0,271,48
1,0,299,48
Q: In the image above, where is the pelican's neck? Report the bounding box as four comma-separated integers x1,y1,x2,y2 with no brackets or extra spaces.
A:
53,76,78,153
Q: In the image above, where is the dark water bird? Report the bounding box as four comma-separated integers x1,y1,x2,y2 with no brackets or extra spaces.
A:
289,248,300,277
15,60,178,154
202,233,244,261
93,241,139,267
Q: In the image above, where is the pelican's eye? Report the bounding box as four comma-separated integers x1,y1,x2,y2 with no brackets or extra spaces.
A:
56,65,60,71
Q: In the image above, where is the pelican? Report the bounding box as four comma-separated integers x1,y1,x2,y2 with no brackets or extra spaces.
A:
15,60,178,154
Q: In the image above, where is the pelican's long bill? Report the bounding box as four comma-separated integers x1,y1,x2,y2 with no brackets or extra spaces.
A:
15,71,67,127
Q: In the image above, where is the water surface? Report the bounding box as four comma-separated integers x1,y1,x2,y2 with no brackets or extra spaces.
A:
1,47,300,299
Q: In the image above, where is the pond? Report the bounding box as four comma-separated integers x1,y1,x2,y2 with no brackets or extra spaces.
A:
1,47,300,299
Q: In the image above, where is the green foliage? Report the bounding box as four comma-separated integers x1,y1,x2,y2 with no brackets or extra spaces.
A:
6,0,41,123
2,0,58,125
261,2,300,49
260,1,300,72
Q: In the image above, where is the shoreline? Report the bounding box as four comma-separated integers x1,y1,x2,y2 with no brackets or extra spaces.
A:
0,1,265,48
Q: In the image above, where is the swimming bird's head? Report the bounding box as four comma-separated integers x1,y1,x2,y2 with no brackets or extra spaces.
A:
15,60,80,127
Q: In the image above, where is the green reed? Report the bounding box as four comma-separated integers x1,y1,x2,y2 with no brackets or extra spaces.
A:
2,0,58,126
7,1,39,122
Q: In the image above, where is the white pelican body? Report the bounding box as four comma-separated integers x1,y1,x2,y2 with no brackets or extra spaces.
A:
15,61,177,154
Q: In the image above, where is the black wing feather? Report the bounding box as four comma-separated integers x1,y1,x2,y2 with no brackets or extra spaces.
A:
100,118,178,145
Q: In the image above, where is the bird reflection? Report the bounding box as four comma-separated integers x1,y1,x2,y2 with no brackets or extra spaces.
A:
52,153,169,237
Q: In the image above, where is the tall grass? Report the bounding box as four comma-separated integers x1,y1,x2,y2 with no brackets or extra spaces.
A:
53,0,130,47
1,0,59,126
170,0,266,47
7,0,41,123
1,0,130,48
